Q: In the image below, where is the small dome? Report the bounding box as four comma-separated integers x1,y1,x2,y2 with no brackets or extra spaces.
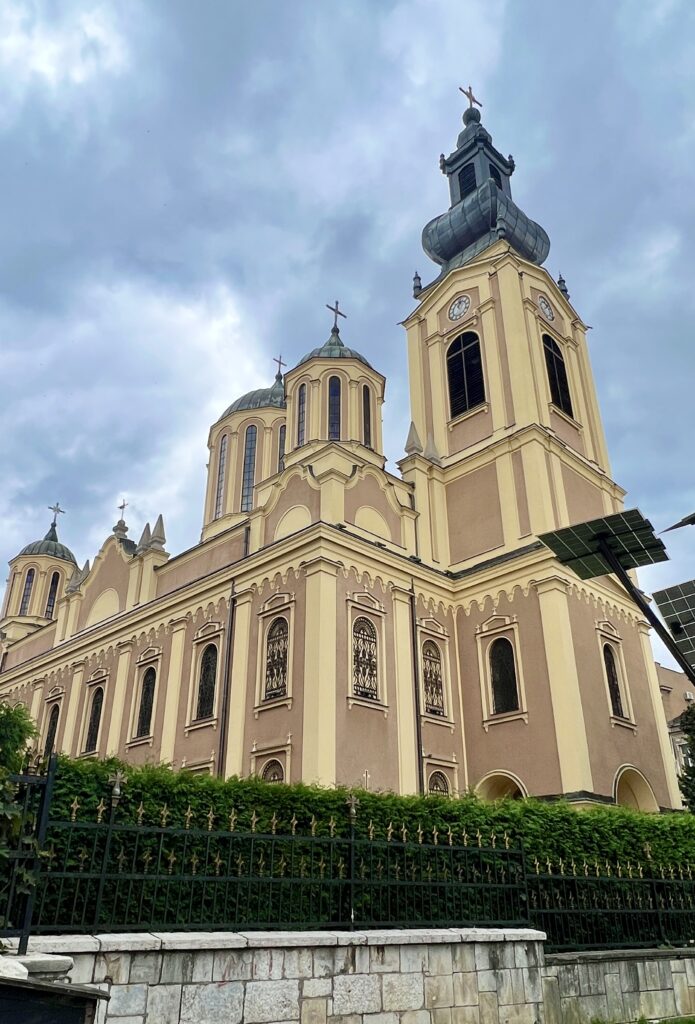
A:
220,373,286,419
297,326,372,369
18,523,76,564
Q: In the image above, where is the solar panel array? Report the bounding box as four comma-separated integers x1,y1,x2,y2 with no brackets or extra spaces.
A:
538,509,668,580
653,580,695,670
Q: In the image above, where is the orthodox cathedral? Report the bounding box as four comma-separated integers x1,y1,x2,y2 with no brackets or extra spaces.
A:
0,100,681,811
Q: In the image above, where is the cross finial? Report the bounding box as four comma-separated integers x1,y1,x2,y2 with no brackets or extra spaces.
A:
273,354,287,377
459,84,482,110
48,502,65,526
326,299,347,330
117,498,128,521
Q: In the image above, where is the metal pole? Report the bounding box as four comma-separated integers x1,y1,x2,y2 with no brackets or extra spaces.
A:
409,580,425,796
217,580,236,778
595,537,695,686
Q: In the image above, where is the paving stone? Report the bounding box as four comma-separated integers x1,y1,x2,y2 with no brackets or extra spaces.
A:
333,974,381,1015
496,968,525,1006
161,952,195,984
146,983,182,1024
523,967,542,1004
638,987,677,1020
328,1016,361,1024
213,949,253,982
69,953,95,985
382,973,424,1012
496,1004,538,1024
574,993,608,1022
452,1007,480,1024
428,946,453,976
107,983,147,1016
244,979,300,1023
284,949,314,979
98,933,160,952
425,975,454,1009
478,990,498,1024
401,945,429,973
514,944,541,970
637,959,661,991
685,956,695,987
128,951,161,984
369,945,401,973
433,1010,452,1024
253,948,286,980
401,1012,430,1024
106,1017,143,1024
180,981,244,1024
191,951,214,982
94,951,131,984
363,1014,399,1024
453,971,478,1007
452,945,475,974
674,973,695,1016
314,949,335,978
304,978,332,998
477,971,497,993
578,962,605,996
302,996,328,1024
603,971,624,1020
557,965,580,998
618,958,640,993
542,976,561,1024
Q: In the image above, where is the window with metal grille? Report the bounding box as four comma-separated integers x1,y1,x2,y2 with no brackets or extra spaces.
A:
19,568,35,615
44,704,60,757
352,616,378,700
543,334,574,418
240,425,257,512
214,434,228,519
446,332,485,418
423,640,445,716
490,637,519,714
428,770,449,795
459,162,477,199
261,758,284,783
84,687,103,753
328,376,341,440
278,424,286,473
44,571,60,618
196,644,217,720
489,163,502,188
297,383,306,446
363,385,372,448
136,667,156,737
603,644,625,718
265,617,289,700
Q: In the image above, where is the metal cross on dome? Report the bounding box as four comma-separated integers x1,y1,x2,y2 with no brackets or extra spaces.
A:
118,499,128,520
459,84,482,109
48,502,65,526
273,354,287,375
326,300,347,330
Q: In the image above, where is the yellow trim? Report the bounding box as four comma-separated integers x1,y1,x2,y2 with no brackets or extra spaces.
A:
302,557,339,785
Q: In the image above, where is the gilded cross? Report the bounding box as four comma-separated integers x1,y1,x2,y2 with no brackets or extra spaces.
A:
118,499,128,520
459,84,482,110
273,354,287,376
326,299,347,329
48,502,65,526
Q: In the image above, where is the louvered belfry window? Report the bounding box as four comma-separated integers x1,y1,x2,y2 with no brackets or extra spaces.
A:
196,644,217,720
543,334,574,418
85,687,103,753
447,332,485,419
428,770,449,795
240,425,257,513
19,568,35,615
603,644,625,718
352,617,378,700
328,376,341,440
136,667,156,738
45,571,60,618
44,704,60,757
265,617,289,700
459,162,477,200
490,637,520,715
423,640,445,716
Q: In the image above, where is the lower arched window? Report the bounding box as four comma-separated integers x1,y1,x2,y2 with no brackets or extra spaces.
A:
490,637,519,715
428,770,450,795
84,687,103,753
19,568,35,615
447,333,485,418
543,334,574,418
264,617,288,700
195,644,217,720
136,667,156,737
423,641,445,716
603,644,625,718
352,617,378,700
44,571,60,619
44,704,60,758
261,758,284,783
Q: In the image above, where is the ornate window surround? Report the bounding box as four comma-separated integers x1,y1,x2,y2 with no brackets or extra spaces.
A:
596,620,635,731
249,736,292,782
185,620,223,734
424,755,459,797
417,618,454,729
475,614,528,730
255,594,295,715
539,325,582,430
42,685,64,756
126,646,161,749
77,670,108,758
346,592,388,714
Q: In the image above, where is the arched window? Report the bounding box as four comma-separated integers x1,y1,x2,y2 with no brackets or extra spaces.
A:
84,687,103,753
490,637,519,715
362,385,372,448
136,667,156,738
489,163,502,189
240,425,257,512
352,617,378,700
44,704,60,758
214,434,228,519
278,424,286,473
19,568,35,616
195,644,217,720
428,770,449,795
328,376,341,440
265,617,289,700
459,162,477,200
447,333,485,419
543,334,574,418
261,758,284,783
423,641,445,716
297,383,306,446
603,644,625,718
44,572,60,619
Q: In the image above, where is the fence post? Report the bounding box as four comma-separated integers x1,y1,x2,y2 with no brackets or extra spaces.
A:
346,794,358,931
652,874,668,945
92,770,126,931
17,753,58,955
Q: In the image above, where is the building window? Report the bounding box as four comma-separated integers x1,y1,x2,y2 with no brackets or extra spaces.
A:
328,376,341,440
19,568,35,616
261,758,284,783
278,424,286,473
543,334,574,418
428,770,449,795
44,572,60,619
240,425,257,513
489,163,502,189
459,162,477,200
422,640,445,716
490,637,519,715
195,644,218,720
84,687,103,753
352,616,378,700
214,434,228,519
44,704,60,758
603,644,625,718
136,667,156,738
363,385,372,448
297,383,306,446
264,617,289,700
447,332,485,418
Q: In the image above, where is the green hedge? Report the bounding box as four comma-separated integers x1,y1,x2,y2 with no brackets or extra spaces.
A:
51,756,695,869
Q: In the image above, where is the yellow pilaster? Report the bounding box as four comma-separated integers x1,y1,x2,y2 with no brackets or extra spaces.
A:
159,617,188,765
105,640,134,756
478,300,507,434
261,426,273,480
520,441,556,535
309,380,321,440
30,679,43,727
496,263,538,425
348,379,358,441
637,621,682,809
426,339,449,456
391,587,418,794
225,590,253,778
302,557,338,786
496,451,521,546
61,661,86,755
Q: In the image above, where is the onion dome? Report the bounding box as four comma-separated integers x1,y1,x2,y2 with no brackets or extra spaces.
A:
296,324,372,369
18,522,76,564
220,371,286,419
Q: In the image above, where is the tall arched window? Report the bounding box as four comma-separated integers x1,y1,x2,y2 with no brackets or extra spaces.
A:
264,617,288,700
543,334,574,418
19,568,35,615
44,572,60,619
44,704,60,758
261,758,284,783
362,385,372,448
603,644,625,718
240,425,257,512
297,383,306,446
214,434,228,519
278,424,286,473
328,376,341,440
459,162,477,199
428,770,449,795
490,637,519,715
423,641,445,716
136,667,156,738
195,644,218,720
352,617,378,700
84,687,103,753
447,333,485,419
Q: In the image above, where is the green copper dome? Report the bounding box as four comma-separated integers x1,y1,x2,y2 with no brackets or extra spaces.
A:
220,372,286,419
297,326,372,369
19,523,76,564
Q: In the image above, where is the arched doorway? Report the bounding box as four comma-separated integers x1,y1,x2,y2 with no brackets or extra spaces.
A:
475,771,527,801
614,766,659,812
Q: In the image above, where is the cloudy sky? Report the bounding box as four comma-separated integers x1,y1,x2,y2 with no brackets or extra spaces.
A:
2,0,694,663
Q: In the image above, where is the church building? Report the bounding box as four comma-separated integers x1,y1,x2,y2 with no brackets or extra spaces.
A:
0,100,681,811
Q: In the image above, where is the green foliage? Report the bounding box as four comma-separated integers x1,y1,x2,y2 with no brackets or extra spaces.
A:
0,705,39,933
0,702,37,774
678,705,695,811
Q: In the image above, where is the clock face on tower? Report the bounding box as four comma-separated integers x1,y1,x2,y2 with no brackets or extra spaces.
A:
538,295,555,322
448,295,471,321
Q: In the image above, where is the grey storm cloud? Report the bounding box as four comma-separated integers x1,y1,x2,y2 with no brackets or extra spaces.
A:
2,0,695,665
